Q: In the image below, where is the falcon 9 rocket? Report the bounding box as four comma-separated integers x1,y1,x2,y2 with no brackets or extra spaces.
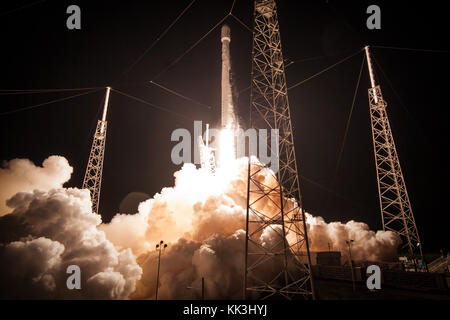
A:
198,25,236,172
221,24,234,128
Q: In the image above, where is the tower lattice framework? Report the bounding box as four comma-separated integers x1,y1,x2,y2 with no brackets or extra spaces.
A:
83,87,110,214
365,46,422,259
244,0,315,300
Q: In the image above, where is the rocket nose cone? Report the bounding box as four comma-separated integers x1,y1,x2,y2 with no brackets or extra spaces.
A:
221,24,231,42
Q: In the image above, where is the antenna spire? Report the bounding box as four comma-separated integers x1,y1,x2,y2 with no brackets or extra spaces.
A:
365,51,422,259
83,87,111,214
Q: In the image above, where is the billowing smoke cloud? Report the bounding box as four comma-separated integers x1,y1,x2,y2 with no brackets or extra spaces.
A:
307,214,401,262
0,155,400,299
101,157,401,299
0,157,142,299
0,156,72,216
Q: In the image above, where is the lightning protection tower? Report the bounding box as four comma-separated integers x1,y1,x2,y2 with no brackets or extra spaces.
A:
244,0,315,300
83,86,111,214
364,46,422,259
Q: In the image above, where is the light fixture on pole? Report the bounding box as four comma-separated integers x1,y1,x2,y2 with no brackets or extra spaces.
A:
155,240,167,300
345,240,355,292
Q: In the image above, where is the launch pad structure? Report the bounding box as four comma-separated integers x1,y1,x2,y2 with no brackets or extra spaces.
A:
83,87,110,214
244,0,315,300
364,46,423,260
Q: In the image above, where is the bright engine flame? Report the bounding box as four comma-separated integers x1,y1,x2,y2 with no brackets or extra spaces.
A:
218,125,236,171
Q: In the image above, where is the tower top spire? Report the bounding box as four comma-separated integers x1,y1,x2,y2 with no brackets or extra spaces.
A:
364,46,377,89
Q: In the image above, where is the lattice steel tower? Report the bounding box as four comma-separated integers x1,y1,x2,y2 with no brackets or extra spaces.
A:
244,0,315,299
83,87,111,214
364,46,422,259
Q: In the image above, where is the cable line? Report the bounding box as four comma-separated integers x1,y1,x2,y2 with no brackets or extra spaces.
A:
373,45,450,54
288,49,363,90
148,81,213,109
111,88,192,120
229,0,237,14
237,50,362,94
150,14,229,81
150,0,239,82
238,49,364,94
0,0,47,17
0,88,103,116
286,48,361,66
332,53,366,187
371,54,415,117
286,55,332,66
371,54,430,142
0,87,104,95
300,174,373,212
230,13,252,32
114,0,197,84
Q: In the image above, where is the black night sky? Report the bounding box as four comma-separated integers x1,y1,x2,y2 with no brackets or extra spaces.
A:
0,1,449,254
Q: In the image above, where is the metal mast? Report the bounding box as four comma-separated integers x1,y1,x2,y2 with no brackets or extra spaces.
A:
244,0,315,299
83,87,111,214
364,46,422,259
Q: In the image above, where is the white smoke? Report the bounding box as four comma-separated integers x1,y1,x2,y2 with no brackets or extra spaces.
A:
0,155,400,299
101,156,401,299
0,156,72,216
0,157,142,299
306,214,401,262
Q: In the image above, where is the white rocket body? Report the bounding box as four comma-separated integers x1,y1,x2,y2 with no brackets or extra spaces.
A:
221,24,234,128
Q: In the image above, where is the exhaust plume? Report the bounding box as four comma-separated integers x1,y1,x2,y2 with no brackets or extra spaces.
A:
0,156,72,216
0,157,142,299
102,157,401,299
0,155,400,299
